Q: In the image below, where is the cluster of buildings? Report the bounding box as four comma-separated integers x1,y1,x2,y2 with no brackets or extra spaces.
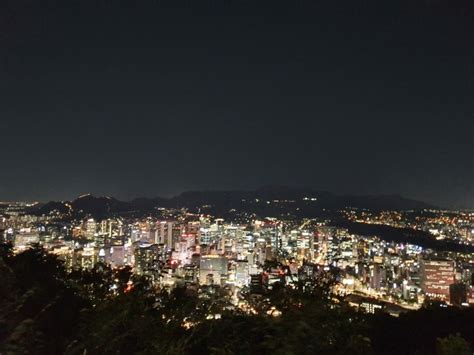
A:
1,202,474,315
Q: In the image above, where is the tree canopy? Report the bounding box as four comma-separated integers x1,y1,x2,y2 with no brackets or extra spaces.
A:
0,244,472,355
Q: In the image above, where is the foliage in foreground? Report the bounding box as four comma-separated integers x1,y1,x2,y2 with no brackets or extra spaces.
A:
0,244,472,355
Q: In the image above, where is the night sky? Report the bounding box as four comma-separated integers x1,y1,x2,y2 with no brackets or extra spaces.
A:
1,0,473,208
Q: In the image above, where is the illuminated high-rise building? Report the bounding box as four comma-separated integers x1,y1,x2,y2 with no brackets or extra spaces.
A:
199,255,228,286
134,243,160,277
156,221,182,249
75,247,98,270
420,258,455,301
234,260,250,287
85,218,97,240
14,229,39,250
297,231,314,261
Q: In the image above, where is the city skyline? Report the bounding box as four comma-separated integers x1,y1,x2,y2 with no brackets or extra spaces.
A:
1,1,473,353
1,191,473,353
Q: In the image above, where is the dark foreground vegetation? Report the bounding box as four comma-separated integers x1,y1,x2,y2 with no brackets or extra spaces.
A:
0,244,472,355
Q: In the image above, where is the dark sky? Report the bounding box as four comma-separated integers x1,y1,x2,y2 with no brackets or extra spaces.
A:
1,0,473,208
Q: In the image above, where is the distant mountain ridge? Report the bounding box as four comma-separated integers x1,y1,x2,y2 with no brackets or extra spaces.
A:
28,187,436,219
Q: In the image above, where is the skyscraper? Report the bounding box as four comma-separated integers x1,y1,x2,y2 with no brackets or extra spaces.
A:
85,218,97,241
420,258,455,301
199,255,228,286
